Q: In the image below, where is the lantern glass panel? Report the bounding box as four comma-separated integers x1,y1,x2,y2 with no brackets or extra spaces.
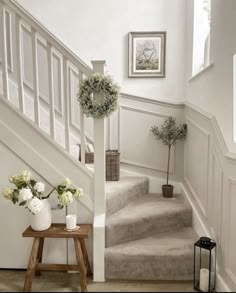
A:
194,240,216,292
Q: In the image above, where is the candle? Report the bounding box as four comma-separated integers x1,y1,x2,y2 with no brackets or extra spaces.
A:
66,214,77,230
200,268,210,292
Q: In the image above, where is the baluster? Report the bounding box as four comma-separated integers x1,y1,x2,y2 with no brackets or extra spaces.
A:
0,1,9,100
63,56,70,152
31,28,40,126
79,71,86,165
47,42,55,139
15,14,24,112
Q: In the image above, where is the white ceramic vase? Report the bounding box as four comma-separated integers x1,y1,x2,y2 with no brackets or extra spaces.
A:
30,198,52,231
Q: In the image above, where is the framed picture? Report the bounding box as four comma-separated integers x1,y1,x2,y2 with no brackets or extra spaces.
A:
128,31,166,78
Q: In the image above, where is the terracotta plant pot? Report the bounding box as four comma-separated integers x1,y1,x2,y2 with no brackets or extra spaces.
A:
162,184,174,198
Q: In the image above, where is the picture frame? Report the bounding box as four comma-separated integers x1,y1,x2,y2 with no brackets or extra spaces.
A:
128,31,166,78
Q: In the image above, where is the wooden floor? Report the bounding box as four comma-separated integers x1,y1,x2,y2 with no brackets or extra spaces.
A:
0,270,194,292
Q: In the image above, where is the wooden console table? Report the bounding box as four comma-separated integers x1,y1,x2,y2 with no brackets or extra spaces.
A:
22,223,92,292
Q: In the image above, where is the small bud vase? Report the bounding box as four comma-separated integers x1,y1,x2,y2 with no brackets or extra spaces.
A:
30,199,52,231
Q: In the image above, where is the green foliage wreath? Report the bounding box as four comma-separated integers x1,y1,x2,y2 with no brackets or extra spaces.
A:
78,74,119,119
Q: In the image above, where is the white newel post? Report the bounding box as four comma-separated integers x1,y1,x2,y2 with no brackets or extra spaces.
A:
92,60,106,282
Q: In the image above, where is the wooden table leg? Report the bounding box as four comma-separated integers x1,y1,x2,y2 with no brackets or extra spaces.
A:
80,239,92,276
35,238,44,277
74,238,87,292
23,237,40,292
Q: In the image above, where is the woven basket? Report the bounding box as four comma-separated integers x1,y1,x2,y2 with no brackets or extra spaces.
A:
80,149,120,181
106,150,120,181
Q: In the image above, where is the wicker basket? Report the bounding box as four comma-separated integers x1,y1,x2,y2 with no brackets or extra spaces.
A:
79,149,120,181
106,150,120,181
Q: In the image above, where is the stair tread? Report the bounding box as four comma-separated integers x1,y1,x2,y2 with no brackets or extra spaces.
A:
106,227,197,256
106,175,149,199
107,193,191,225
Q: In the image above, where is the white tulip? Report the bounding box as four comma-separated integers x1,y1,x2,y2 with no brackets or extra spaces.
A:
3,187,13,200
28,197,42,214
62,178,71,187
34,182,45,193
19,188,33,202
21,170,31,182
74,188,83,199
59,191,73,207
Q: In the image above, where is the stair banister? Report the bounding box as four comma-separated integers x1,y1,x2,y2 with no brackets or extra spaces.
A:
92,60,106,282
0,0,9,100
6,0,93,76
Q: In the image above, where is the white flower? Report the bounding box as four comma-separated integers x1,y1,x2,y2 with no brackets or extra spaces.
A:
34,182,45,193
19,188,33,202
74,188,83,199
9,176,14,183
59,191,73,207
21,170,31,182
62,178,71,187
3,187,13,200
28,197,42,214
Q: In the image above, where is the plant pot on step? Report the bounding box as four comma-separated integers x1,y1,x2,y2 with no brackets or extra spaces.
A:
162,184,174,198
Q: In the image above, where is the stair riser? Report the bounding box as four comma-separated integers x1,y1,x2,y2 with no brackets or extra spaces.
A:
106,209,192,247
105,254,194,280
106,179,149,216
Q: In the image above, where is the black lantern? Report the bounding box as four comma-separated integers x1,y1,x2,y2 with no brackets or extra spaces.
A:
194,237,216,292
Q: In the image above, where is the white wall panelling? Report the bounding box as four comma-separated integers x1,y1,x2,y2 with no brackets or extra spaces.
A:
225,178,236,285
119,105,175,173
184,104,236,291
184,117,210,217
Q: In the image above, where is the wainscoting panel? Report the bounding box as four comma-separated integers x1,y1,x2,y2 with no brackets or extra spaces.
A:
226,178,236,284
185,117,210,216
210,149,223,243
120,106,175,173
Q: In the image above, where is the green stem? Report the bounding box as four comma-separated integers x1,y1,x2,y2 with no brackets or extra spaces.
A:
167,145,171,186
42,187,56,199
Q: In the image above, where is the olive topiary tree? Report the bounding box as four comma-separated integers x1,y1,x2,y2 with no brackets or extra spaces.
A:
151,116,187,187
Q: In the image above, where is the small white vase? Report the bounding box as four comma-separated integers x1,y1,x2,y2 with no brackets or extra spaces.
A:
30,199,52,231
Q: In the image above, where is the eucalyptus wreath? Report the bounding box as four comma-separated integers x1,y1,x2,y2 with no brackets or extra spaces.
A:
78,73,119,119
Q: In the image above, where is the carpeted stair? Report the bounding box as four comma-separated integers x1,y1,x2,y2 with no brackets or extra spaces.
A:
105,175,198,281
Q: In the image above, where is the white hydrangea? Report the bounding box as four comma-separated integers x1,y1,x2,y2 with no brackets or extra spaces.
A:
27,197,42,214
19,188,33,202
21,170,31,182
74,188,83,199
3,187,13,200
59,191,73,207
34,182,45,193
62,178,71,187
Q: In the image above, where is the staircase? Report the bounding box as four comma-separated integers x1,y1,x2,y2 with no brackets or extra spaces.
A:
0,0,198,283
105,175,198,280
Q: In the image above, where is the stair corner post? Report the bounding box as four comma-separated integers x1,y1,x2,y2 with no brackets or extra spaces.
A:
92,60,106,282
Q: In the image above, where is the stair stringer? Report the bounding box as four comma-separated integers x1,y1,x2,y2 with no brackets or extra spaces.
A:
0,97,94,213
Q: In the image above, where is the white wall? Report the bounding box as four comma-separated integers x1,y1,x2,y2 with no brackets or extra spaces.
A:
185,0,236,152
17,0,187,103
183,104,236,291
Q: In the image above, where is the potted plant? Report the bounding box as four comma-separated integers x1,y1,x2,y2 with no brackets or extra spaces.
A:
151,116,187,198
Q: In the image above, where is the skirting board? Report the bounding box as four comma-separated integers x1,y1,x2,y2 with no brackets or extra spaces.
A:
180,182,231,292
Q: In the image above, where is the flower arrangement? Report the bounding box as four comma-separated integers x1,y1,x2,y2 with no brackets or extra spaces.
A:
2,170,83,214
78,73,119,119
